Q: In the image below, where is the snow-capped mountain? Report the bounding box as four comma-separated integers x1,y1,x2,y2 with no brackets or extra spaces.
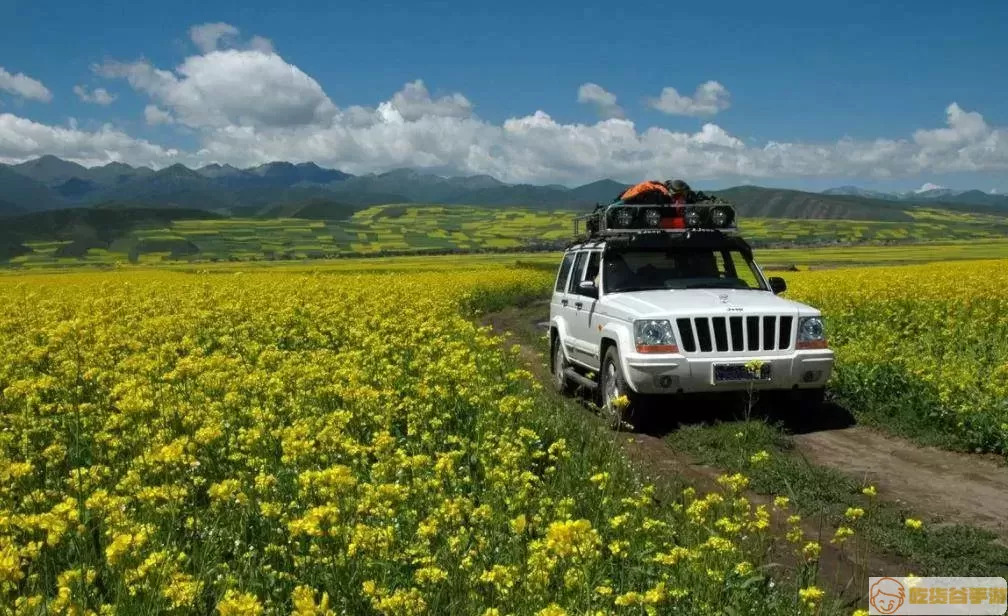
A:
822,183,1008,209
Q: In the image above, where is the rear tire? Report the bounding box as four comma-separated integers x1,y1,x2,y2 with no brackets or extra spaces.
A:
551,335,572,395
599,345,639,429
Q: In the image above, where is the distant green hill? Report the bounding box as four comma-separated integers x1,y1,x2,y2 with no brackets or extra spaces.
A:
717,186,913,221
2,156,1006,224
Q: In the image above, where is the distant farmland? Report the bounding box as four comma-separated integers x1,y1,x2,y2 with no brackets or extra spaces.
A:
5,204,1008,268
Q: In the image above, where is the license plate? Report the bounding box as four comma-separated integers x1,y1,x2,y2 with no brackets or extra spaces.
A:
714,363,772,382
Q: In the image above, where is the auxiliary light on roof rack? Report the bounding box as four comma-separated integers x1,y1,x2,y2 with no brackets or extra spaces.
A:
574,201,738,240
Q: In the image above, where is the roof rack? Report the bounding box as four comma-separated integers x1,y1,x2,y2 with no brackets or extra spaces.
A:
574,194,739,241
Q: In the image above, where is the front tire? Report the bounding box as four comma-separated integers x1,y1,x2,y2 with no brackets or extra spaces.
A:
774,387,825,425
599,345,638,429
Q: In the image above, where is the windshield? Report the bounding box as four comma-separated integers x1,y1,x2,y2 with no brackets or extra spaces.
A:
602,247,767,293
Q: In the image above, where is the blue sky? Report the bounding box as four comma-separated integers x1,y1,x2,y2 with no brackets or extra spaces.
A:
1,0,1006,191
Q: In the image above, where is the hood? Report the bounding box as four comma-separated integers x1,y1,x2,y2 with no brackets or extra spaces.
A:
602,288,817,318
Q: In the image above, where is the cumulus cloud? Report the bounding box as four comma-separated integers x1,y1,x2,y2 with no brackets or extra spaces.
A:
95,49,335,129
5,27,1006,185
73,85,117,105
190,22,238,53
189,22,274,54
382,80,473,122
577,83,624,119
648,80,731,117
0,67,52,102
0,112,179,167
144,104,174,125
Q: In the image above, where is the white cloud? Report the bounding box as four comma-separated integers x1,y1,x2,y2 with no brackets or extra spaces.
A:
383,79,473,122
73,85,117,105
577,83,624,119
95,49,335,129
144,104,174,125
6,28,1006,186
189,22,274,54
914,182,946,193
189,22,239,53
648,80,731,117
0,112,179,167
0,67,52,102
248,36,275,54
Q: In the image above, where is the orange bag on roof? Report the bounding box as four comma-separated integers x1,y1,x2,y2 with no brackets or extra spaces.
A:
619,180,672,204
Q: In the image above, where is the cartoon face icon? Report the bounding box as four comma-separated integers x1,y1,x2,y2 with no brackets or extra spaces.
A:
870,577,906,614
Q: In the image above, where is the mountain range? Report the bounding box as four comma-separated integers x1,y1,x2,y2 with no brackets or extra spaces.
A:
1,155,1007,221
822,184,1008,208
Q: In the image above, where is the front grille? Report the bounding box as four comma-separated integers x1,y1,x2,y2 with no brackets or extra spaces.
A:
676,315,793,353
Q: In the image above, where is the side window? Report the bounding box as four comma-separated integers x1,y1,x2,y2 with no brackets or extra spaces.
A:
555,252,575,292
581,251,601,298
567,251,587,294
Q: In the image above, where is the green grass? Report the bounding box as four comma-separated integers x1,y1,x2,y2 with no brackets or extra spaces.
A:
666,420,1008,578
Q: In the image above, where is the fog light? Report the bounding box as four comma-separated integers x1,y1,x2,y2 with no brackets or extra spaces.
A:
656,375,679,389
684,208,701,227
802,370,822,383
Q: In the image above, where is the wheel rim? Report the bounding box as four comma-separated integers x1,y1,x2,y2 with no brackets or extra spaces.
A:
603,360,621,417
553,343,565,388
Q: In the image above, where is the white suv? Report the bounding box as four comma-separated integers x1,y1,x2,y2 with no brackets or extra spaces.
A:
548,200,834,426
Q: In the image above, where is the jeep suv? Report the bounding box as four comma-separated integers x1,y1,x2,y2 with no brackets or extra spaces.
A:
549,197,834,426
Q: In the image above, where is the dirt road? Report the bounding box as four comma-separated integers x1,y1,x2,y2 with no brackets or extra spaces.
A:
794,428,1008,543
482,300,1008,548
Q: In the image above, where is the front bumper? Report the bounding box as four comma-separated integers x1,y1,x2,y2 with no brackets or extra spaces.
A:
623,349,834,394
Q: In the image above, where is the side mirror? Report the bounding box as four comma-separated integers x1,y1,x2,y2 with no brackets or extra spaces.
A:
579,279,597,293
768,276,787,295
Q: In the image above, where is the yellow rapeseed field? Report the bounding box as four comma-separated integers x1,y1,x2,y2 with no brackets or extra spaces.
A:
0,269,822,615
785,259,1008,454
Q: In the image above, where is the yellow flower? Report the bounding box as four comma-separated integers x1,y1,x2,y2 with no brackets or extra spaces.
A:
862,485,877,498
510,514,528,535
716,472,750,492
216,590,263,616
905,518,923,530
799,585,825,607
844,507,865,521
749,450,770,465
802,541,821,560
831,526,855,544
544,519,601,559
773,496,790,509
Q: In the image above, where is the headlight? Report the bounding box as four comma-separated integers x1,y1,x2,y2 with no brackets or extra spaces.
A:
684,207,701,227
643,208,662,227
796,316,827,349
634,319,678,353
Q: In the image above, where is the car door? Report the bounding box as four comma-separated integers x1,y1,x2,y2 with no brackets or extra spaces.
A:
567,250,603,369
551,250,576,326
560,250,590,366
